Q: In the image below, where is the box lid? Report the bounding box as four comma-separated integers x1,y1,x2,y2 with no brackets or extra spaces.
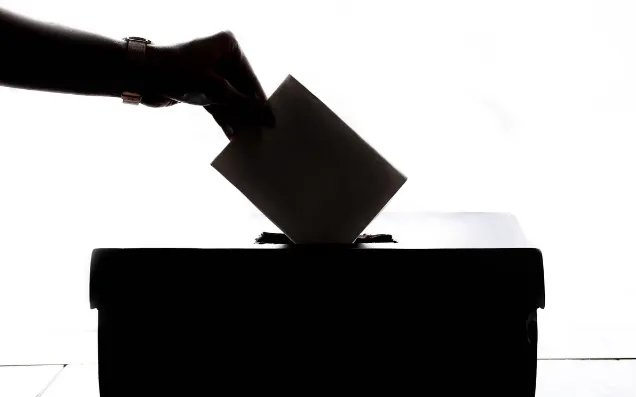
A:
89,212,544,311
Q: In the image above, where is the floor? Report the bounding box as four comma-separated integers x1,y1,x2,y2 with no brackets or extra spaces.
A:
2,360,636,396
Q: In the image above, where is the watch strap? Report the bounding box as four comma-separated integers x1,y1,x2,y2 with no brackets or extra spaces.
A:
122,37,152,105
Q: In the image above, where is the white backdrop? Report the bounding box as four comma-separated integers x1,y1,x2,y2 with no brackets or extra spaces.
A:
1,0,636,362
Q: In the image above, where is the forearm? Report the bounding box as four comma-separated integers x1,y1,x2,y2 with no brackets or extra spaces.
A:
0,8,155,98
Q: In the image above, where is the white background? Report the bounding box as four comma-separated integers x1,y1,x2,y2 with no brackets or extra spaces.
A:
0,0,635,362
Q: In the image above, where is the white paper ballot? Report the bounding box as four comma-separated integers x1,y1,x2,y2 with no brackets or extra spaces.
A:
212,75,407,244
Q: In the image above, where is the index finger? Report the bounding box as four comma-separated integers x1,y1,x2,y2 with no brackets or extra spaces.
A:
216,31,268,103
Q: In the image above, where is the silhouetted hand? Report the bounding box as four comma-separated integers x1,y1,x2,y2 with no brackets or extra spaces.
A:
1,9,276,138
146,31,275,139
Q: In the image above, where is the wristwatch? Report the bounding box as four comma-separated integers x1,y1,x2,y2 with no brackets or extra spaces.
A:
122,36,152,105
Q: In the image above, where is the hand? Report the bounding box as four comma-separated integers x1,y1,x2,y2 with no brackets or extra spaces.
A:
144,31,275,139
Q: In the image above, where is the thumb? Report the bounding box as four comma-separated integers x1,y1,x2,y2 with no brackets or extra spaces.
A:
205,74,275,128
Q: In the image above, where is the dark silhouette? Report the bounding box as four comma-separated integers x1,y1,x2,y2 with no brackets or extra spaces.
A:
0,7,274,139
90,213,545,397
90,245,544,397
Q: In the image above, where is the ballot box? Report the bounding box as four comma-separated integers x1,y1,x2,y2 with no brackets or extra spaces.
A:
89,212,544,397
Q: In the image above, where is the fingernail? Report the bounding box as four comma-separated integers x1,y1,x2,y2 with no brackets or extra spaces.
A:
224,125,234,138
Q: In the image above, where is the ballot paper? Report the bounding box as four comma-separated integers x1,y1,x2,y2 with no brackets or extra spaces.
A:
212,75,407,244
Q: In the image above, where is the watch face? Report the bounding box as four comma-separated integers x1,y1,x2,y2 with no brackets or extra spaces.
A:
126,36,152,44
